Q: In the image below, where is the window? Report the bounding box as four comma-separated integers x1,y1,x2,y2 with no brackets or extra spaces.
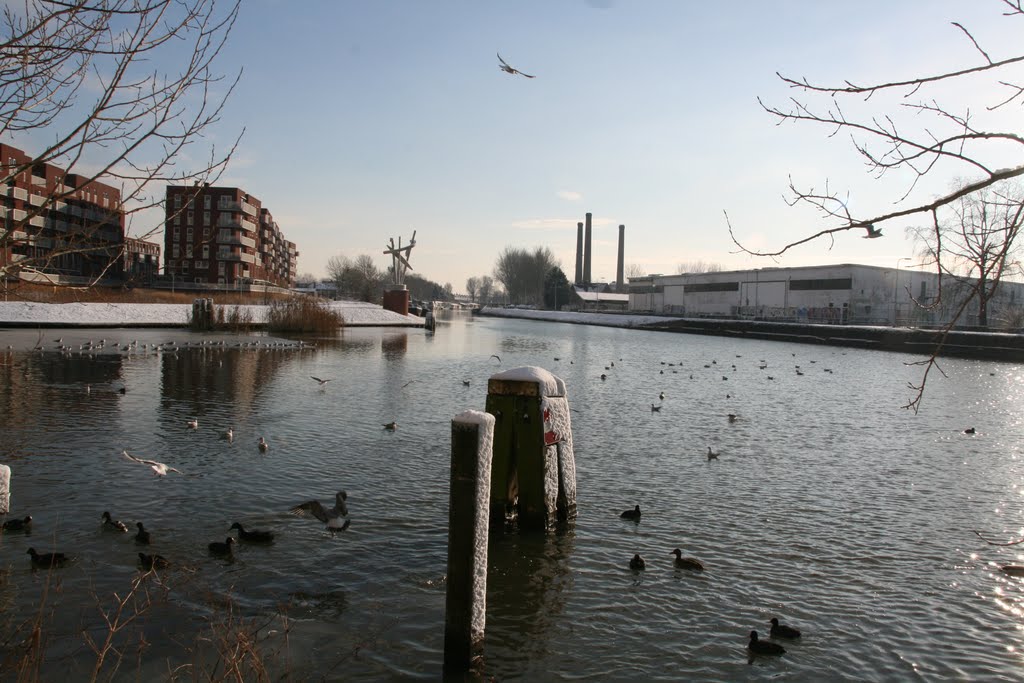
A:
173,227,180,240
202,245,209,259
186,227,193,241
195,277,203,284
218,277,225,284
173,214,180,226
182,261,189,273
218,261,225,275
172,244,180,258
174,194,181,209
789,278,852,291
186,210,193,224
685,282,739,293
203,211,210,226
203,195,211,209
202,226,210,239
186,244,193,258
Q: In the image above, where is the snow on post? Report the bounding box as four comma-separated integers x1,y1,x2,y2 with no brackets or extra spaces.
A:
444,409,495,672
486,366,577,530
0,464,10,514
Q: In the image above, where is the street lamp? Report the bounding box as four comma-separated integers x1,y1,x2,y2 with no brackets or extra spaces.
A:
893,257,911,326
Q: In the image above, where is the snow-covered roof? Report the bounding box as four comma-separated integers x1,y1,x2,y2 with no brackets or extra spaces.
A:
574,290,629,302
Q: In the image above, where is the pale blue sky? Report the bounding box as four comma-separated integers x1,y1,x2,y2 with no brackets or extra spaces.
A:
128,2,1024,289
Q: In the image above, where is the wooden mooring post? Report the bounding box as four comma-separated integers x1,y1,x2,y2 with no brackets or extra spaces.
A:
444,410,495,673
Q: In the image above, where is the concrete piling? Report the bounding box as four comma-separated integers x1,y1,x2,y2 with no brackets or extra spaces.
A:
0,464,10,514
191,297,214,330
444,410,495,673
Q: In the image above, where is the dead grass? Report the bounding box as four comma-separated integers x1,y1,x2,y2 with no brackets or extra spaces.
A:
0,281,293,306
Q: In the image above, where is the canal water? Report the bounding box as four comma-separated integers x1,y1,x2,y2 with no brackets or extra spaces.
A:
0,311,1022,681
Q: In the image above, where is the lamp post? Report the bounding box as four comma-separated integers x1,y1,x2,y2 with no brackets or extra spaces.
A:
893,257,911,327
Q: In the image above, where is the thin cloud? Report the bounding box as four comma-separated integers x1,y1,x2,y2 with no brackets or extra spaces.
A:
557,190,583,202
512,216,617,230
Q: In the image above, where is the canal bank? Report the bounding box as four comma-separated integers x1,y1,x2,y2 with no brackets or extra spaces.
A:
478,307,1024,361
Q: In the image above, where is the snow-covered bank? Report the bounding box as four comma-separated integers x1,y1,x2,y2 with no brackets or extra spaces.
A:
0,300,423,328
478,306,680,328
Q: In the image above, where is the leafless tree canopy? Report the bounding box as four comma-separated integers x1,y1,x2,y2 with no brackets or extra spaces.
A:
0,0,242,281
910,180,1024,327
675,260,723,275
493,245,558,306
729,0,1024,259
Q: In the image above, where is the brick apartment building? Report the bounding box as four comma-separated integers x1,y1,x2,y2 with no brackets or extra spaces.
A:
123,237,161,284
163,185,297,287
0,142,126,279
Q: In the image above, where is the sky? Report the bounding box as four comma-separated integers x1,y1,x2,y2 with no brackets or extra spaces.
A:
17,1,1023,292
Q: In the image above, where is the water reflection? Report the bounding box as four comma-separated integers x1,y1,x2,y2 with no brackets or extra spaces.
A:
485,529,575,665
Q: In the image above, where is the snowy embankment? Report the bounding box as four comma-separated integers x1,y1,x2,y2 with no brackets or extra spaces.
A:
0,299,423,328
478,306,680,328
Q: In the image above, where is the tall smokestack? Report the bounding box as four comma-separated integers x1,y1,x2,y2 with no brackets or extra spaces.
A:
583,212,592,286
616,224,625,292
574,222,584,285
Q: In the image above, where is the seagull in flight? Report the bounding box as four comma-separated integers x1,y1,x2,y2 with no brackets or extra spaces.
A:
122,449,185,476
311,376,332,387
490,354,501,363
289,490,351,530
862,224,883,239
497,53,535,78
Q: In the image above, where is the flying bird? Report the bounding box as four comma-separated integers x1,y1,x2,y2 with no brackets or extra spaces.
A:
290,490,350,529
489,354,501,363
497,52,535,78
311,376,332,386
122,449,185,476
862,224,883,239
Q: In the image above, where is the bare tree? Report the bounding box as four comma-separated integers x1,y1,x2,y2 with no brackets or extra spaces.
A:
465,276,479,302
727,1,1024,410
910,180,1024,328
675,260,723,275
477,275,494,305
493,246,557,305
625,263,646,279
0,0,242,287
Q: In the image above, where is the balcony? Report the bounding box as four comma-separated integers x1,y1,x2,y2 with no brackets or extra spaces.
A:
11,187,27,201
28,215,44,228
216,249,256,264
28,193,44,207
216,200,241,212
217,230,256,249
241,201,257,217
30,174,46,186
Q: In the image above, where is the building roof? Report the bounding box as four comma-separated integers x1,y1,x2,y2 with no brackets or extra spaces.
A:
574,288,629,302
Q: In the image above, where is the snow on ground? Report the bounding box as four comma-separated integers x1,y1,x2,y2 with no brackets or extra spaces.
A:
479,306,680,328
0,299,423,327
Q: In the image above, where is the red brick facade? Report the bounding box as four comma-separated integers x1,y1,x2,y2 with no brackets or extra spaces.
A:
163,185,297,287
0,143,124,279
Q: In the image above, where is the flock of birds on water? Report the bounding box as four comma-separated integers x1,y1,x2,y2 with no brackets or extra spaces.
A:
6,488,352,575
618,503,801,657
4,331,999,665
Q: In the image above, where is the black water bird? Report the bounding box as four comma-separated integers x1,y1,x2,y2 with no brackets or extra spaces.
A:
27,547,69,568
748,630,785,656
383,421,398,431
135,521,151,545
671,548,704,571
650,403,661,413
620,505,641,520
208,537,235,556
258,436,269,452
707,447,719,461
629,553,646,570
769,617,801,639
3,515,32,531
102,511,129,533
964,427,976,435
230,522,275,543
138,552,169,570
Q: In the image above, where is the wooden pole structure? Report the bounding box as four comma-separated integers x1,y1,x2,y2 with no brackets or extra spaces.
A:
444,410,495,673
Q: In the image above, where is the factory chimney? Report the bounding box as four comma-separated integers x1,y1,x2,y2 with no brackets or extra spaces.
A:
583,212,592,286
616,224,625,292
574,222,584,285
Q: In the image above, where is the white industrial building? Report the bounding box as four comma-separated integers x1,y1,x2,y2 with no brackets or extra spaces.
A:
628,264,1024,328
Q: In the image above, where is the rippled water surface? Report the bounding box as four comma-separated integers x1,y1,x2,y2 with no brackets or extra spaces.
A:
1,312,1024,681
